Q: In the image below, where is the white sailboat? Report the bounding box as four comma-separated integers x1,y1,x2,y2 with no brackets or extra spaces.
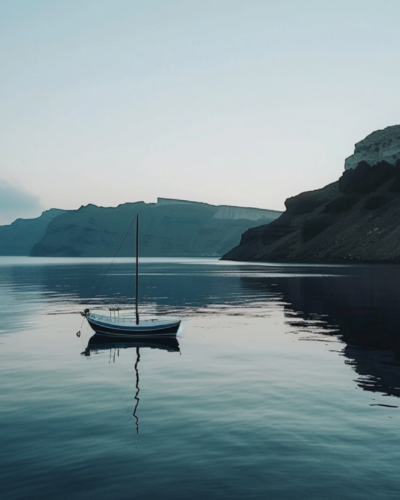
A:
81,214,181,337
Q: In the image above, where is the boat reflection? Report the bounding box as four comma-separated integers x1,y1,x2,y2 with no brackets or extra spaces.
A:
83,333,180,433
84,333,180,355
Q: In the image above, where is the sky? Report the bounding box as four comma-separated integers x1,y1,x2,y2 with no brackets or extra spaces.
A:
1,0,400,225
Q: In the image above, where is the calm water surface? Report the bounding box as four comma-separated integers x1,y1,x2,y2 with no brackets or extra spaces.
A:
1,257,400,499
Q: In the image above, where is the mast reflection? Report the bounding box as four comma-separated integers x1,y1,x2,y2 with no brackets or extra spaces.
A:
133,347,140,433
83,334,180,432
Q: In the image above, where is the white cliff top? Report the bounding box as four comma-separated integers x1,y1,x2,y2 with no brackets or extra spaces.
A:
345,124,400,170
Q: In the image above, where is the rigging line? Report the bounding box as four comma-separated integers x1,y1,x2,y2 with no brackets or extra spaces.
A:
93,216,137,299
124,264,136,304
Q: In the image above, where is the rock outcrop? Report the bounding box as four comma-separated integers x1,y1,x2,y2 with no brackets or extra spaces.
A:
30,199,281,257
345,125,400,170
222,160,400,263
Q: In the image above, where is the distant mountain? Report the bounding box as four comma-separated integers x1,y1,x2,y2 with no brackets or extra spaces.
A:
29,198,281,257
0,209,65,256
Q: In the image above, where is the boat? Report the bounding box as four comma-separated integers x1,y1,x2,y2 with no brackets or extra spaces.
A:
81,214,181,337
83,312,181,337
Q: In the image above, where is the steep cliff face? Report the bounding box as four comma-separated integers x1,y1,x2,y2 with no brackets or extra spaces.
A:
222,160,400,263
345,125,400,170
0,209,65,255
30,199,281,257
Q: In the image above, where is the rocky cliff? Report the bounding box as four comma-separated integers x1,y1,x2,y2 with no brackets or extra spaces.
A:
0,209,65,256
345,125,400,170
30,199,281,257
222,159,400,263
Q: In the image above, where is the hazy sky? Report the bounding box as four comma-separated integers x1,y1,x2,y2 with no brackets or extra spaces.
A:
1,0,400,224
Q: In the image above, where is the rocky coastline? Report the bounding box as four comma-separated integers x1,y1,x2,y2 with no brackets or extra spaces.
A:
222,127,400,264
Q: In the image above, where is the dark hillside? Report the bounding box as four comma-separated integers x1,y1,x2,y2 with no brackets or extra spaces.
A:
222,161,400,263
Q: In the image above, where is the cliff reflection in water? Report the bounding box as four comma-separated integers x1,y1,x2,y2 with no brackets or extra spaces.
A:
4,257,400,400
242,265,400,399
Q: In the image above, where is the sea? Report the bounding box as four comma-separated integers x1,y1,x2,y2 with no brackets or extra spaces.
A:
1,256,400,500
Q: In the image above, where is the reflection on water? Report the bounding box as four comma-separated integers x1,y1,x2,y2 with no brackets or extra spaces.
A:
133,347,140,434
0,258,400,500
241,266,400,398
85,333,180,354
2,256,400,402
84,334,180,433
2,258,400,499
2,258,400,400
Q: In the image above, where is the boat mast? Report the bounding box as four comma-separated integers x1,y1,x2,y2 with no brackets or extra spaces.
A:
136,214,139,325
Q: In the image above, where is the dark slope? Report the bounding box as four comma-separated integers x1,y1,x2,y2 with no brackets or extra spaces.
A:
222,161,400,263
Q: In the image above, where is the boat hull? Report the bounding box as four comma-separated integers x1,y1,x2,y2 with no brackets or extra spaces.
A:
86,315,181,337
